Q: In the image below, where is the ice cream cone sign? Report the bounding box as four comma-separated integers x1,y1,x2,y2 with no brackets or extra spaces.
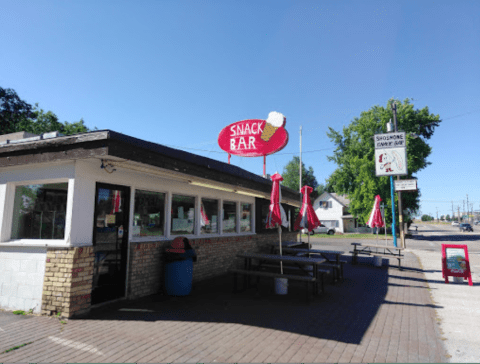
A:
218,111,288,157
261,111,286,142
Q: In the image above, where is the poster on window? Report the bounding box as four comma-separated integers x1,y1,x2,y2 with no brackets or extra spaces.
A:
441,244,473,286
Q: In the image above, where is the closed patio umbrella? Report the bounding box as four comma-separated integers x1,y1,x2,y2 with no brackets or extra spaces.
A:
294,185,321,252
266,172,289,274
200,202,209,227
367,195,385,241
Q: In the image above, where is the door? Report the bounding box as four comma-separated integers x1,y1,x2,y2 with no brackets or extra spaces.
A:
92,183,130,305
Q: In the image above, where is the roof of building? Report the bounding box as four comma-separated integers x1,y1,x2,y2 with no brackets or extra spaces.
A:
316,191,351,207
0,130,301,204
331,193,350,206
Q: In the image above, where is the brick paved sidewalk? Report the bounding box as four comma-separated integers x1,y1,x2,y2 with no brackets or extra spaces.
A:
0,252,447,363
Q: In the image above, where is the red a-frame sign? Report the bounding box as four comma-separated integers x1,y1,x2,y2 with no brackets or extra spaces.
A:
442,244,473,286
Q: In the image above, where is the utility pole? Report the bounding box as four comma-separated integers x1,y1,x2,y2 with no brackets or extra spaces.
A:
467,194,470,223
458,206,461,223
436,207,439,222
299,125,303,194
463,200,466,222
392,102,405,248
452,201,454,221
299,125,303,210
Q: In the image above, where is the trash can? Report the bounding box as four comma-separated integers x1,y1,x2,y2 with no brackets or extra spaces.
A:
164,237,197,296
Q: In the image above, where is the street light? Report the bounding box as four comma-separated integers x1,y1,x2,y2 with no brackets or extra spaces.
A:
386,119,394,132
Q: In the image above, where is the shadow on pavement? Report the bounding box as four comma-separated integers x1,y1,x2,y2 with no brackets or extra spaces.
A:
74,262,436,345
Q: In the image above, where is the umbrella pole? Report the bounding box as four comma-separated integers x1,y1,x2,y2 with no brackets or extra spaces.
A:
307,231,311,258
278,225,283,274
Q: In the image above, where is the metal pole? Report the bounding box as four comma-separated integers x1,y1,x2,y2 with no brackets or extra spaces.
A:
390,176,397,247
263,155,266,178
467,194,470,223
299,125,302,193
392,102,405,248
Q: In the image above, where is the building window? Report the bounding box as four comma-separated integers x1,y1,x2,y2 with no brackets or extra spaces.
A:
223,201,237,233
319,201,331,209
132,190,165,237
11,183,68,240
200,198,218,234
240,203,252,232
171,194,195,235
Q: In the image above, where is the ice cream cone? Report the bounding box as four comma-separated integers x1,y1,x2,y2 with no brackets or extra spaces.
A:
261,123,279,141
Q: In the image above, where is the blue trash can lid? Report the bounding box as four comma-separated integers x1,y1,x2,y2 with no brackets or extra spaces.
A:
166,236,187,253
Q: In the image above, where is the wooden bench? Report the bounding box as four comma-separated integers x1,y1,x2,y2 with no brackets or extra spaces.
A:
257,263,330,292
268,241,311,254
228,268,318,302
350,243,404,269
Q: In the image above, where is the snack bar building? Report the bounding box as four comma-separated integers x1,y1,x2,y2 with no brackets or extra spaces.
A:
0,130,300,317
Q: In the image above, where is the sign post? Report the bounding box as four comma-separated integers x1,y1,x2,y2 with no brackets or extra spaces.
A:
441,244,473,286
374,131,407,248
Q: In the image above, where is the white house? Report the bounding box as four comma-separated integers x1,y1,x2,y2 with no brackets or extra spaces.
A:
312,192,356,233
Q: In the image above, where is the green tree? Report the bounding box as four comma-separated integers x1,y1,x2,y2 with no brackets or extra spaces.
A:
316,183,326,197
1,87,92,136
0,87,35,134
326,98,441,225
281,156,319,195
446,214,451,221
421,214,434,222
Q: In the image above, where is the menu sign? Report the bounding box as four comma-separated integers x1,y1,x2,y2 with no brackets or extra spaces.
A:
441,244,473,286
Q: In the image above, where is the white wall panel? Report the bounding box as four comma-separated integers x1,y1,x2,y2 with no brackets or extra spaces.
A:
0,246,46,313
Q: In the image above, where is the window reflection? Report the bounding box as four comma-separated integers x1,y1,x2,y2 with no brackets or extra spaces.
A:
223,201,237,233
240,203,252,232
132,190,165,237
201,198,218,234
171,195,195,235
11,183,68,240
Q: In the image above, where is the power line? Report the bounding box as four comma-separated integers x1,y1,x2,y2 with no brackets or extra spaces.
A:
164,107,480,155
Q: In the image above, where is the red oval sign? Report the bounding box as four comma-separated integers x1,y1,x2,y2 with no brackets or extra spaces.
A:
218,119,289,157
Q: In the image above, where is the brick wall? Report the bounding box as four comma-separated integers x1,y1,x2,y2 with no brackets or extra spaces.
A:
41,247,94,318
127,231,299,299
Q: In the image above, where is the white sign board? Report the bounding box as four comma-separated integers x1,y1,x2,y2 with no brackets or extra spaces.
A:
375,147,408,176
394,179,417,191
374,132,406,149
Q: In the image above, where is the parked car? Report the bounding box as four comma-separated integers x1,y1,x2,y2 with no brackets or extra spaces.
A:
302,224,336,235
459,223,473,232
451,221,459,226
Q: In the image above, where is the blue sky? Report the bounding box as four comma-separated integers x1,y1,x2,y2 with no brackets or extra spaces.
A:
2,0,479,219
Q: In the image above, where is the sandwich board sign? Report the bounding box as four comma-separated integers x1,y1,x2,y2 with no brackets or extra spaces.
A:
374,132,408,176
441,244,473,286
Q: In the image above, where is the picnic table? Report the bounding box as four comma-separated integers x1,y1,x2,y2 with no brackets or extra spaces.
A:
229,252,326,302
267,241,310,253
350,242,404,269
281,248,347,281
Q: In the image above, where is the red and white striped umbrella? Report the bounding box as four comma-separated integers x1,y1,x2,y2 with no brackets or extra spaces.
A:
294,185,321,232
266,172,288,274
294,185,321,254
367,195,385,228
266,173,288,229
200,203,210,227
111,190,121,214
